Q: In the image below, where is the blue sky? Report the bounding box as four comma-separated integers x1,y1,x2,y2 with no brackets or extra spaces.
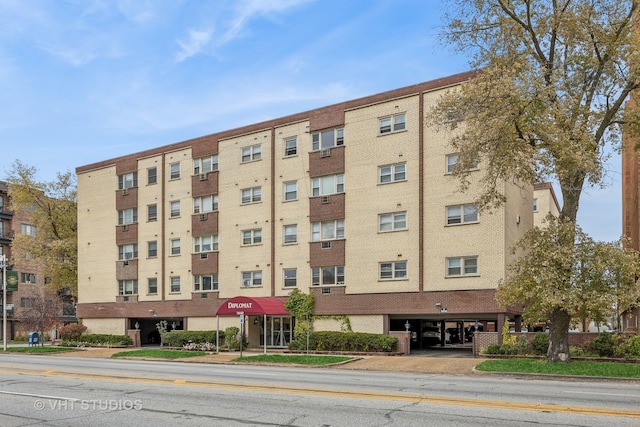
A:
0,0,621,242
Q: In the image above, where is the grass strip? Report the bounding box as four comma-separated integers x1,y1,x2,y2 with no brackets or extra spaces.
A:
4,347,77,354
476,358,640,378
111,349,206,359
234,354,352,365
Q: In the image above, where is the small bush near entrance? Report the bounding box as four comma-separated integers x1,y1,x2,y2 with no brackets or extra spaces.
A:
288,331,397,352
61,334,133,347
530,332,550,356
162,330,223,349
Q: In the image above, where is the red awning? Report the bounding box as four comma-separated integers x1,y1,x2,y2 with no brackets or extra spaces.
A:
216,296,289,316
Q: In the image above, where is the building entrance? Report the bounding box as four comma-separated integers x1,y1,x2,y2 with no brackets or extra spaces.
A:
261,316,293,348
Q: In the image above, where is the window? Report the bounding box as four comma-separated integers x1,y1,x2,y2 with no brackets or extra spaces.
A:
194,195,218,213
148,241,157,258
194,235,218,252
170,239,181,256
447,257,478,277
379,113,406,134
118,172,138,190
379,163,406,184
241,187,261,204
119,244,138,260
283,224,297,244
118,279,138,295
379,212,407,232
170,201,180,218
241,145,261,163
21,273,36,284
312,266,345,286
311,174,344,196
194,274,218,291
118,209,138,225
284,181,297,201
170,276,181,293
148,278,157,295
283,268,297,288
379,261,407,280
20,297,35,308
147,168,157,185
21,224,37,236
242,271,262,287
284,137,297,157
170,162,181,180
147,204,157,222
194,155,219,174
446,153,479,174
312,128,344,151
242,229,262,245
533,198,538,212
446,204,478,225
311,219,344,241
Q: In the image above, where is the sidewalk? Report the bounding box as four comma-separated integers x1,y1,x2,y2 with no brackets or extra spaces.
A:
46,347,483,375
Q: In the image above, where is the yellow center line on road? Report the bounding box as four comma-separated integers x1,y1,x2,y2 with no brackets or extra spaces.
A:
2,366,639,419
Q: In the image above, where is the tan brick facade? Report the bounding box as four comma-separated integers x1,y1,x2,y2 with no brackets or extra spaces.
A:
76,71,550,348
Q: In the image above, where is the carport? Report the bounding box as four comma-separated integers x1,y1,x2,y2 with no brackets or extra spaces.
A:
215,296,290,354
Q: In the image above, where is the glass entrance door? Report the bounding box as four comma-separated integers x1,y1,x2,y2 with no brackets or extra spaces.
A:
266,316,292,347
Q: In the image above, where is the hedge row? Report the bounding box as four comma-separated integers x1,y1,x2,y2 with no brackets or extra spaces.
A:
289,331,397,352
61,334,133,347
162,330,223,348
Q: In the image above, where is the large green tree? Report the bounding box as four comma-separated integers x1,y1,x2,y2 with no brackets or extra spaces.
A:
6,160,78,297
429,1,640,361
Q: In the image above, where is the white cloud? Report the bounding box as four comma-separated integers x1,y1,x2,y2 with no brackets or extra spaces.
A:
175,27,214,62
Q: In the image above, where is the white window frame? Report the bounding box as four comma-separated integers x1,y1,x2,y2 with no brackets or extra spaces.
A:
283,181,298,201
170,162,181,180
147,277,157,295
170,201,181,218
311,128,344,151
446,204,479,225
379,261,407,280
118,244,138,260
147,204,157,222
283,224,297,245
379,163,406,184
311,266,345,286
194,235,218,253
147,241,157,258
242,229,262,246
379,113,406,134
21,223,37,236
241,187,262,205
170,238,181,256
283,268,297,288
170,276,181,293
311,174,344,197
379,212,407,232
194,274,218,292
119,172,138,190
118,209,138,225
147,168,157,185
284,137,297,157
311,219,345,241
194,195,218,213
446,256,478,277
446,153,479,174
194,154,219,174
242,271,262,287
241,144,262,163
118,279,138,295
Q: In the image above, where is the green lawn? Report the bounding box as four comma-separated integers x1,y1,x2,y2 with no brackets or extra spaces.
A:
234,354,352,365
476,358,640,378
111,349,207,359
3,346,77,354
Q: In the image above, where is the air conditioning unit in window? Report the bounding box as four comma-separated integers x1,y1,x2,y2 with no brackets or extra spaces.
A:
321,287,331,294
122,225,128,232
242,279,251,287
123,260,129,266
321,196,330,204
321,241,331,249
320,149,331,158
122,188,128,195
200,213,207,221
199,173,207,181
201,293,208,299
200,253,208,260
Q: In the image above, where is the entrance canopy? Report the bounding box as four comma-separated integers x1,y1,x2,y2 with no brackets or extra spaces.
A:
216,296,289,316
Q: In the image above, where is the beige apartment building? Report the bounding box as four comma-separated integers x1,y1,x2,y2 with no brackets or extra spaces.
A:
76,71,554,349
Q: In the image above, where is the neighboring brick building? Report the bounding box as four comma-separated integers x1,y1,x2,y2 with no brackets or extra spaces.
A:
76,71,555,349
0,181,75,339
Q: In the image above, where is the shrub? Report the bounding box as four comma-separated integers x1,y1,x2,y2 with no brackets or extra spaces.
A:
162,330,223,348
288,331,397,352
626,336,640,358
481,343,502,355
499,343,519,355
59,323,87,341
62,334,132,347
569,346,586,357
588,332,615,357
530,332,550,356
224,327,246,351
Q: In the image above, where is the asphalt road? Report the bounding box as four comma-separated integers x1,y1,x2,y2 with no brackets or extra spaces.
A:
0,353,639,426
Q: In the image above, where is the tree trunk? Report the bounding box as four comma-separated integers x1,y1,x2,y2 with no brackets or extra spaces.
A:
547,307,571,362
